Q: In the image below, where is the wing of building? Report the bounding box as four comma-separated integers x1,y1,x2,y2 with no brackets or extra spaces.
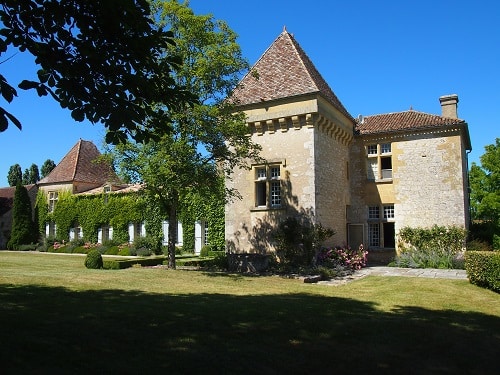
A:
225,30,471,257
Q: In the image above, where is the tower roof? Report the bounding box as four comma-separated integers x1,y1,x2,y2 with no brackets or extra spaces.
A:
231,30,354,122
38,139,120,185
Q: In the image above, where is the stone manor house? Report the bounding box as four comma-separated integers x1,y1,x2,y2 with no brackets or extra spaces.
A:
225,30,471,255
1,30,471,256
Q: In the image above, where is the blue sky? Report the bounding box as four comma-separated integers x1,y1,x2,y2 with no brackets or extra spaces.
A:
0,0,499,187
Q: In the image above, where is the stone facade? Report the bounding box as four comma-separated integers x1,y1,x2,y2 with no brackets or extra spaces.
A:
225,31,471,255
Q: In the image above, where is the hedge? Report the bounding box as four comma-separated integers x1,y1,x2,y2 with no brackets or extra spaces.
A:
103,256,166,270
464,251,500,293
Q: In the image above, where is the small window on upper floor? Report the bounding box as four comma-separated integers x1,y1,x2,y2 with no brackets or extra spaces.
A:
381,143,391,154
366,143,393,181
367,144,378,155
254,164,282,209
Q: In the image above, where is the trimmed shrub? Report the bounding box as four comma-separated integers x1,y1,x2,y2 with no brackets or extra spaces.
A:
85,249,103,269
200,245,210,257
103,256,166,270
117,247,131,256
133,236,161,255
136,247,153,257
465,251,500,293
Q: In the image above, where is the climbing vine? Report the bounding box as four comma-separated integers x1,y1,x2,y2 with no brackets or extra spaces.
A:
179,177,225,252
37,189,146,243
35,182,226,251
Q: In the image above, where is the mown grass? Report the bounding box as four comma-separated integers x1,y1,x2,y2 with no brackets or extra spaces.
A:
0,251,499,374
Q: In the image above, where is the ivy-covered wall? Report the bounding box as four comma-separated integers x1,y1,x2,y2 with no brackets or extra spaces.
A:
37,190,146,243
36,183,226,251
179,179,225,252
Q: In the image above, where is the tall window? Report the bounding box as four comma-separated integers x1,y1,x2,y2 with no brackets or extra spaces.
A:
204,221,209,245
366,143,392,180
134,222,143,239
254,164,282,208
101,225,111,243
48,191,58,212
367,204,395,248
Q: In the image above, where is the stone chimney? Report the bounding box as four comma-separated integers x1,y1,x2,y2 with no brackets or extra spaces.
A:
439,94,459,118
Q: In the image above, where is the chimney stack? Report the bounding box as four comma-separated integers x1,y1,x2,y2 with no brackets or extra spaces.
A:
439,94,459,119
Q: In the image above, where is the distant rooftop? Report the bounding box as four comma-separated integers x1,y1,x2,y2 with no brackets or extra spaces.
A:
38,139,120,186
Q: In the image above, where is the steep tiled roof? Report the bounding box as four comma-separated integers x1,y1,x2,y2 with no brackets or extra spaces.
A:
231,30,354,122
38,139,120,185
356,110,466,135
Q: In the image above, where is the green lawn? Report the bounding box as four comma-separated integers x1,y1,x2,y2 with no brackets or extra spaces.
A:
1,251,499,374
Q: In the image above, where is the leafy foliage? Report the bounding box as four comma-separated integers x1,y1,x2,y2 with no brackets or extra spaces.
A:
111,2,261,268
7,163,21,186
7,183,37,249
469,138,500,245
394,225,467,269
0,0,195,143
37,189,145,243
40,159,56,178
84,249,103,269
465,251,500,293
273,217,336,267
316,245,368,271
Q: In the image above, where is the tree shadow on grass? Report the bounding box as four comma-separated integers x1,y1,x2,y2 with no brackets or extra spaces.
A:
0,284,498,374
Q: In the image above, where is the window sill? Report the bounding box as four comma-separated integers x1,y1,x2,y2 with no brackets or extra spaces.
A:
367,178,393,184
251,206,285,212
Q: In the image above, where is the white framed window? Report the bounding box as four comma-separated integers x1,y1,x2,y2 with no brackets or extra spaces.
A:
48,191,58,212
366,143,392,180
381,143,391,154
367,144,378,155
254,164,282,208
383,205,394,219
367,204,395,248
204,221,209,245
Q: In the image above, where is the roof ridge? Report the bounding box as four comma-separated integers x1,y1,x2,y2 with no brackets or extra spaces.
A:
72,139,83,181
364,109,464,122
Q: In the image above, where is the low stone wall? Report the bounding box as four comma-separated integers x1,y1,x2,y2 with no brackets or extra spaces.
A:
227,253,270,273
367,249,396,266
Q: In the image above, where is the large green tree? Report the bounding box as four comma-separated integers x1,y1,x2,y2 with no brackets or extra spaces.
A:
0,0,195,143
469,138,500,245
7,163,21,186
113,0,261,268
22,163,40,185
40,159,56,178
470,138,500,222
7,183,37,249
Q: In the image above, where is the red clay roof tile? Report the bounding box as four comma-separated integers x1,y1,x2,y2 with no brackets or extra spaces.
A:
38,140,120,185
356,110,466,135
231,31,354,122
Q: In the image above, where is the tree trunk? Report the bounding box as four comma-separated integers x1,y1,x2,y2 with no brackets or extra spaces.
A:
167,191,179,269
